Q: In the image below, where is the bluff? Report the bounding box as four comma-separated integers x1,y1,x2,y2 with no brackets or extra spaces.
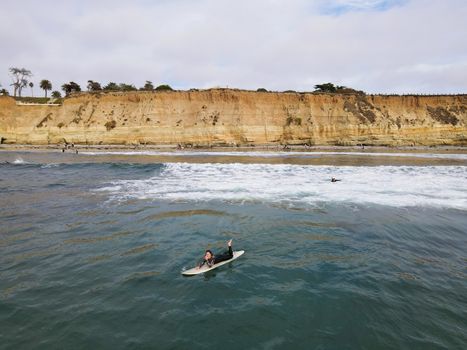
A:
0,89,466,146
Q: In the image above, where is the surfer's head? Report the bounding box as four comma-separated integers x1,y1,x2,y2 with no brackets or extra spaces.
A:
204,250,213,260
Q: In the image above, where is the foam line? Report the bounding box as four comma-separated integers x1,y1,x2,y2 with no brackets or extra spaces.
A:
81,150,467,160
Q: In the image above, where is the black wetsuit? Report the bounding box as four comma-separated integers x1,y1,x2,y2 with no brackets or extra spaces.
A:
200,245,233,267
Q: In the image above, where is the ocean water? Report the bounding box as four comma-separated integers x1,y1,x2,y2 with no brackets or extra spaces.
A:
1,151,466,349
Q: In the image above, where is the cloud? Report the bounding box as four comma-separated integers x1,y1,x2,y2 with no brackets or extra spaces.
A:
0,0,466,94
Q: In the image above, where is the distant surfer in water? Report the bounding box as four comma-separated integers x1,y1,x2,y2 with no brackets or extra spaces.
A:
331,177,341,182
198,239,233,268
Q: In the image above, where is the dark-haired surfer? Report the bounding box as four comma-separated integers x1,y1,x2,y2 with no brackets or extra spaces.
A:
198,239,233,268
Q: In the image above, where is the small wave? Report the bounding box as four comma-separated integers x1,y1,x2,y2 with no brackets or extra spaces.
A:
41,163,60,168
121,243,157,256
122,270,160,282
5,161,164,171
46,183,66,188
64,230,134,244
142,209,226,222
13,157,26,164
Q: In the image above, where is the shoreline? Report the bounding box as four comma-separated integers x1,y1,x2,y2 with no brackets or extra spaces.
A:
1,143,467,154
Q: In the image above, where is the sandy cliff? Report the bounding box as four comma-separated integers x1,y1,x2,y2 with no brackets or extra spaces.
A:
0,89,466,146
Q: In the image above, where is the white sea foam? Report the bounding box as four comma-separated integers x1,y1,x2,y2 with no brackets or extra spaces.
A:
40,163,60,168
96,163,467,210
81,150,467,160
13,157,25,164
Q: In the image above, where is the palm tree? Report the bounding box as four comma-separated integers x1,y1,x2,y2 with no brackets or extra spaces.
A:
29,82,34,97
40,79,52,98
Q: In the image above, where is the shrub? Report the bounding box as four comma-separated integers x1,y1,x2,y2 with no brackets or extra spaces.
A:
427,106,459,125
14,97,50,104
119,83,137,91
314,83,365,94
286,116,302,126
103,82,119,91
105,120,117,131
155,84,173,91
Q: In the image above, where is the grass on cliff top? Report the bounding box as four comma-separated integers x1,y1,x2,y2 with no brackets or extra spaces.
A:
14,96,63,104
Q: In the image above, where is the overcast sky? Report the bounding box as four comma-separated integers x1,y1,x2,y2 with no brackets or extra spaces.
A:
1,0,466,94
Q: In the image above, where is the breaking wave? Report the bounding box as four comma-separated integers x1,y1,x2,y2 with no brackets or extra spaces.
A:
96,163,467,210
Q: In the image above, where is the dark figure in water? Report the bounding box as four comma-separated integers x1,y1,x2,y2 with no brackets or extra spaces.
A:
198,239,233,268
331,177,341,182
62,148,65,153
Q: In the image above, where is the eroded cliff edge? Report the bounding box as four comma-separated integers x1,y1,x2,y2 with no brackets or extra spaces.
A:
0,89,466,146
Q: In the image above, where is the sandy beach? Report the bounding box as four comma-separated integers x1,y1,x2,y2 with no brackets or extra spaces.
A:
2,144,467,167
2,143,467,153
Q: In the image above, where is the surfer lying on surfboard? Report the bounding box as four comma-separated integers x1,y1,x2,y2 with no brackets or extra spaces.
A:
198,239,233,269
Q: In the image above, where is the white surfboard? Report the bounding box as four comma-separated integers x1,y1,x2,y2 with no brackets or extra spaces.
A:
182,250,245,276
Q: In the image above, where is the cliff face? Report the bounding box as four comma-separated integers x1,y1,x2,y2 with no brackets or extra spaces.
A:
0,90,466,146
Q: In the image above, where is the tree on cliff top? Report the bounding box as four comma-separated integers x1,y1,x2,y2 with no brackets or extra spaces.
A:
0,83,9,96
140,81,154,91
314,83,339,93
9,67,32,97
87,80,102,91
118,83,137,91
61,81,81,96
40,80,52,98
155,84,173,91
314,82,364,94
51,90,61,98
103,82,119,91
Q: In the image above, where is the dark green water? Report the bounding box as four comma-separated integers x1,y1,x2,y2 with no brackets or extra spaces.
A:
1,151,466,349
